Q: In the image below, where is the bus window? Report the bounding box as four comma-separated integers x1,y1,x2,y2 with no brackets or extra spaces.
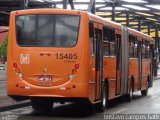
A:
129,35,134,58
129,35,137,58
103,27,109,56
89,22,94,56
116,34,121,68
134,40,138,58
142,40,146,59
110,28,116,56
16,14,80,47
145,41,150,59
103,26,115,56
103,45,109,56
110,29,116,42
110,42,116,56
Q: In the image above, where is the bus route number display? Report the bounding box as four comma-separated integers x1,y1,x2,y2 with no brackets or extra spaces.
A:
55,53,78,60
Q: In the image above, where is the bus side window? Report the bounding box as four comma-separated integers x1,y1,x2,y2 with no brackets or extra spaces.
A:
134,39,138,58
145,41,150,59
116,34,121,69
142,40,146,59
110,29,116,42
129,35,134,58
129,35,137,58
103,27,109,56
103,26,116,56
110,28,116,56
110,43,116,56
89,22,94,56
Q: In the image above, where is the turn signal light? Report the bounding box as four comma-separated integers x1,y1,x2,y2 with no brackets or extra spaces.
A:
13,62,21,73
74,64,79,69
13,63,18,68
72,69,77,74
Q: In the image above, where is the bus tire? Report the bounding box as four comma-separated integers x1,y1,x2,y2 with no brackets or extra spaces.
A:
141,80,148,96
96,84,107,112
126,80,133,102
31,99,54,111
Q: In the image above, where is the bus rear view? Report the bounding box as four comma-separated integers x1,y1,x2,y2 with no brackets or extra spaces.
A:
7,9,90,111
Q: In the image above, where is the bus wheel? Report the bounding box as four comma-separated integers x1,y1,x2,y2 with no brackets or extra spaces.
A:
96,84,107,112
31,99,54,111
126,81,133,102
141,81,148,96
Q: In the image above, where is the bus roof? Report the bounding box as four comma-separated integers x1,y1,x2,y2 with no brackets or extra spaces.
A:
127,27,152,42
88,12,152,42
89,13,122,30
11,8,84,16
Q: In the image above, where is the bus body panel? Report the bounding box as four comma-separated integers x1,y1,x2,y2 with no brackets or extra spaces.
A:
129,59,139,91
103,57,116,99
141,59,151,90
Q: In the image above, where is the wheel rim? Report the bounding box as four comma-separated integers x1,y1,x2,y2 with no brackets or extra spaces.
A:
146,82,149,93
130,84,133,99
102,87,106,108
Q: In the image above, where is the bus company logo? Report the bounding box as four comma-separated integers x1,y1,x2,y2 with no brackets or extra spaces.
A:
43,68,48,73
20,54,30,64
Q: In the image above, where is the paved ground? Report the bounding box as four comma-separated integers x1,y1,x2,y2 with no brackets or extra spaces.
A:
1,69,160,120
0,70,6,96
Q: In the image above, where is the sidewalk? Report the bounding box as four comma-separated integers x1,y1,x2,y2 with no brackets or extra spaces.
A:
0,64,5,70
0,67,30,112
153,76,160,80
0,96,30,112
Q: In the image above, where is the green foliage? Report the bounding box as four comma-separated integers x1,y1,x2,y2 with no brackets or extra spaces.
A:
0,35,8,61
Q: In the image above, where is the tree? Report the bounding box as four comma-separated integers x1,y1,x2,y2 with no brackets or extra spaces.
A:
0,35,8,61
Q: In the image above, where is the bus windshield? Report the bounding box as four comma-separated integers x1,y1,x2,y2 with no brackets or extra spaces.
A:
16,14,80,47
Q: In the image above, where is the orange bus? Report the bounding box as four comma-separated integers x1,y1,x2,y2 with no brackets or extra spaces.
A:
7,9,154,112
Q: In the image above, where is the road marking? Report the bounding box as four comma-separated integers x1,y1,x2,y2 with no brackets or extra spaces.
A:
112,108,128,114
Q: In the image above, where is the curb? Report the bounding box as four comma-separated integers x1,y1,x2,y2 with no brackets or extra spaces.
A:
153,76,160,80
0,102,31,112
0,97,31,112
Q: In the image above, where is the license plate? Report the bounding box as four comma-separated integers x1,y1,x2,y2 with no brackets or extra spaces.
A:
38,76,52,82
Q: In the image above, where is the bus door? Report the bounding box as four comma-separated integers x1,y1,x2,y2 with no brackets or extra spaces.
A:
94,23,103,100
116,34,121,95
138,41,142,90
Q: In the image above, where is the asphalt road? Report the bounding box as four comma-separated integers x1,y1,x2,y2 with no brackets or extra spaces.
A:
0,76,160,120
0,70,6,96
0,70,6,80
